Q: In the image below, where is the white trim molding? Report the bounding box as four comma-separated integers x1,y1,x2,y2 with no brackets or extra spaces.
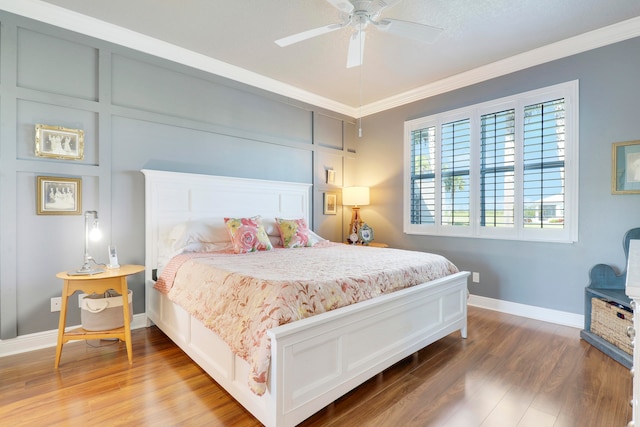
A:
468,294,583,329
0,313,147,358
362,16,640,117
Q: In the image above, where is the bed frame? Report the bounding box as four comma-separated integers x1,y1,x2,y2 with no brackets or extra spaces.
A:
142,169,469,427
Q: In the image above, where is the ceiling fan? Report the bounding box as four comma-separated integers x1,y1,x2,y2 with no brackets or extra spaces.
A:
275,0,443,68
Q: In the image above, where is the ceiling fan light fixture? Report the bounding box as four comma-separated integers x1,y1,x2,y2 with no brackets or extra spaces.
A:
274,0,442,68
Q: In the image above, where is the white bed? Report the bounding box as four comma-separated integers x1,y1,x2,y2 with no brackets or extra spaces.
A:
142,169,469,427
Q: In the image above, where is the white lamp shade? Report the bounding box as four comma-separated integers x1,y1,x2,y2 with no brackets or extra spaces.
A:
342,186,370,206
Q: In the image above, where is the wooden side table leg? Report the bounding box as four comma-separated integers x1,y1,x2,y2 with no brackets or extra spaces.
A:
121,278,133,364
54,281,69,368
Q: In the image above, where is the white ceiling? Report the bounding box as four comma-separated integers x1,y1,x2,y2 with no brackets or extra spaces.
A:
4,0,640,117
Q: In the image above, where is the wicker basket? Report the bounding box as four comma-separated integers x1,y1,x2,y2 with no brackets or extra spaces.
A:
590,297,633,354
80,289,132,331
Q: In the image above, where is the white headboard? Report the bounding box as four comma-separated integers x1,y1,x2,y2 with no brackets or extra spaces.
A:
142,168,312,284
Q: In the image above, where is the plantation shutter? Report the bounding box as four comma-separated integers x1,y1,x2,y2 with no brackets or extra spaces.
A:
522,99,566,229
410,127,436,224
441,119,470,226
480,109,516,228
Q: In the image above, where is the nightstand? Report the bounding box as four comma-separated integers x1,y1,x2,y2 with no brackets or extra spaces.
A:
367,242,389,248
54,264,144,368
343,242,389,248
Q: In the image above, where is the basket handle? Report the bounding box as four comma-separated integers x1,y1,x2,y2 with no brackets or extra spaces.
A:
84,299,109,313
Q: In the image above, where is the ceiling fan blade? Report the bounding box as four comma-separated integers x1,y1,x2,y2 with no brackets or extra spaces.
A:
346,30,366,68
275,23,343,47
325,0,354,13
378,18,443,43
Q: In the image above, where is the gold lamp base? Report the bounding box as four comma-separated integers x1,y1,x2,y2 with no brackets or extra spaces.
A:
348,207,364,244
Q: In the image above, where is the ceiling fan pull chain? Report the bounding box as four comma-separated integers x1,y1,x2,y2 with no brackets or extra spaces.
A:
358,26,364,138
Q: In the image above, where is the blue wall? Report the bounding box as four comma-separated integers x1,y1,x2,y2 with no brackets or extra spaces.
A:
356,37,640,315
0,12,356,339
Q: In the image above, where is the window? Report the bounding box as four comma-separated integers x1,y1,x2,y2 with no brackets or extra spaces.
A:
404,81,578,243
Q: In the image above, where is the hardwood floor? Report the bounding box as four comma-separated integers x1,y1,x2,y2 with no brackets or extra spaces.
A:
0,306,631,426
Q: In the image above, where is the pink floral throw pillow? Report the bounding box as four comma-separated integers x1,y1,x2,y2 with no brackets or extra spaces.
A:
276,217,311,248
224,216,273,254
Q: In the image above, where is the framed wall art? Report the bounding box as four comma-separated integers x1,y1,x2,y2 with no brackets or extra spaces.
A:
35,124,84,160
326,169,335,184
37,176,82,215
324,193,337,215
612,140,640,194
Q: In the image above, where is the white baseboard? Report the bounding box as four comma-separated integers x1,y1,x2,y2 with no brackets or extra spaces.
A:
0,313,148,358
0,298,584,358
468,294,584,329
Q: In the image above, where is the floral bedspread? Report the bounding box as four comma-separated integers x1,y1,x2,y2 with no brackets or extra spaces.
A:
155,242,459,395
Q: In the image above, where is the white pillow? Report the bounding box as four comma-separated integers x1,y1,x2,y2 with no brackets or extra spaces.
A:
183,242,233,253
168,218,230,252
261,217,280,237
307,229,327,246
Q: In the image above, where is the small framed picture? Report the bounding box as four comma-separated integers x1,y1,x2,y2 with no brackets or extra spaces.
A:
37,176,82,215
612,140,640,194
326,169,336,184
359,223,374,244
324,193,337,215
35,124,84,160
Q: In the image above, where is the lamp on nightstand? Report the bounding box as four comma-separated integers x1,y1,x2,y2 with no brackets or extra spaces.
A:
72,210,104,275
342,186,369,244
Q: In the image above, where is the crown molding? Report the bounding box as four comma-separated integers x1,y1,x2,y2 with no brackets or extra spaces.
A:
0,0,357,117
1,1,637,119
361,16,640,117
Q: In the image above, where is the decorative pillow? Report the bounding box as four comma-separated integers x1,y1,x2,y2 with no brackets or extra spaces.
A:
224,216,273,253
276,217,311,248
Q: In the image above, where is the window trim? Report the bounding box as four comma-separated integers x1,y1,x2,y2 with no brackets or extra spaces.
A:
404,80,579,243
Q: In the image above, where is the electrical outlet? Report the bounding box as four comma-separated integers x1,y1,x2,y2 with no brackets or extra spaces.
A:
472,272,480,283
51,297,62,312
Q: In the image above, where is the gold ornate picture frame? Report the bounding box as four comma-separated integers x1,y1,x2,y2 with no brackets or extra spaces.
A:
35,124,84,160
37,176,82,215
612,140,640,194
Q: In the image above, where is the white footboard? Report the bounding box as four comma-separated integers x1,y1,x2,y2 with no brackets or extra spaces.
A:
147,271,468,427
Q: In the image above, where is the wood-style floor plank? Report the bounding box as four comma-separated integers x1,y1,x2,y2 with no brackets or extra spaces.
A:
0,306,632,426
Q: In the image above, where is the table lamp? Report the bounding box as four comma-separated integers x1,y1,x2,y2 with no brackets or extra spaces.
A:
342,186,369,244
74,210,104,275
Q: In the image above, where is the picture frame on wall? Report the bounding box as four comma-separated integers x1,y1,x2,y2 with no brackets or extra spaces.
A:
324,193,337,215
326,169,335,184
35,124,84,160
612,140,640,194
37,176,82,215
